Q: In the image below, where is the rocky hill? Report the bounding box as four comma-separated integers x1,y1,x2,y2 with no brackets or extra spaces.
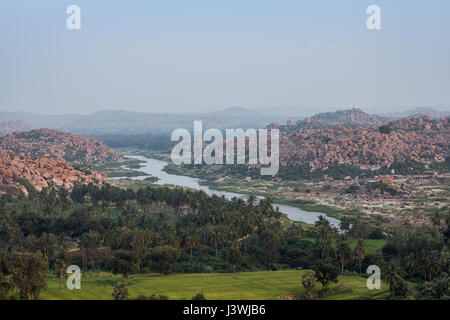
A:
0,128,122,164
0,147,107,196
270,108,392,135
310,108,391,127
279,116,450,170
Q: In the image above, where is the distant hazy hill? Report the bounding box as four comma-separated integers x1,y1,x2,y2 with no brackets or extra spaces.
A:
0,120,32,134
380,107,450,119
0,111,86,129
255,105,309,118
214,106,261,118
3,106,447,136
0,108,291,135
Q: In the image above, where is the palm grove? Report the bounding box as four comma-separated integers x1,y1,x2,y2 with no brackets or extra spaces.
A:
0,182,449,300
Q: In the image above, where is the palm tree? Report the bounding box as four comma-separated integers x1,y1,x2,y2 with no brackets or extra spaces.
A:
55,252,70,290
210,227,221,258
80,230,101,268
315,216,335,260
185,231,201,264
339,217,351,233
130,228,152,271
431,211,442,227
38,233,57,260
301,270,317,300
385,262,403,299
351,217,362,238
354,238,367,275
231,239,241,251
240,217,254,254
336,235,352,273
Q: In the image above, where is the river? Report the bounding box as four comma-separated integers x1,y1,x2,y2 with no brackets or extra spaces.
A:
120,155,341,228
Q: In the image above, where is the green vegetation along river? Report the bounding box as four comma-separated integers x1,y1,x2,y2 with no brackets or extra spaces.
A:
120,155,341,228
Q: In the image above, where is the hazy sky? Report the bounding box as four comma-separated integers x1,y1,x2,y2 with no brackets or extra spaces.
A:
1,0,450,114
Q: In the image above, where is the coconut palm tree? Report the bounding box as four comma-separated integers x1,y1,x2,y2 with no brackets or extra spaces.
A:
130,228,152,271
185,231,201,264
354,238,367,275
385,262,403,299
315,216,335,261
210,227,221,258
431,211,442,227
336,234,353,273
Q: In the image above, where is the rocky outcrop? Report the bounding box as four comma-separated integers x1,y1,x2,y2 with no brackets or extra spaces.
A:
272,108,385,135
310,108,391,127
279,116,450,170
0,128,121,164
0,147,107,195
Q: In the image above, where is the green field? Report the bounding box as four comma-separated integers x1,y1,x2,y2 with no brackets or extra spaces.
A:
348,239,386,254
40,270,389,300
303,238,386,255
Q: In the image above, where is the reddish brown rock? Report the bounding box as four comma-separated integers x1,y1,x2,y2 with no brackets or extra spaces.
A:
0,128,122,164
279,116,450,170
0,147,108,196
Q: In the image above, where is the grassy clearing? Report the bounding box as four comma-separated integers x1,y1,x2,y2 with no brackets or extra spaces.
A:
94,158,150,178
273,199,351,219
304,238,386,255
349,239,386,254
40,270,388,300
115,148,172,162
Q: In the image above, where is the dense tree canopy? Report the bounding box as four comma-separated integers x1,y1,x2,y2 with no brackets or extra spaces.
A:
0,182,448,299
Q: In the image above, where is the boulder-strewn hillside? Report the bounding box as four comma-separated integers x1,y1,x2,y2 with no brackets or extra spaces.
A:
0,120,31,134
0,147,107,196
0,128,122,164
310,108,391,127
270,108,393,135
279,116,450,170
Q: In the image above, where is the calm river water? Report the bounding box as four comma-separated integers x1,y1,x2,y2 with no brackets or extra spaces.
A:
121,155,341,228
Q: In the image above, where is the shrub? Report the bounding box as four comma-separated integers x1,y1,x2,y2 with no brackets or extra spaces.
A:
143,246,180,275
378,125,392,134
368,229,386,239
345,185,360,194
112,282,129,300
192,293,207,300
134,294,169,300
